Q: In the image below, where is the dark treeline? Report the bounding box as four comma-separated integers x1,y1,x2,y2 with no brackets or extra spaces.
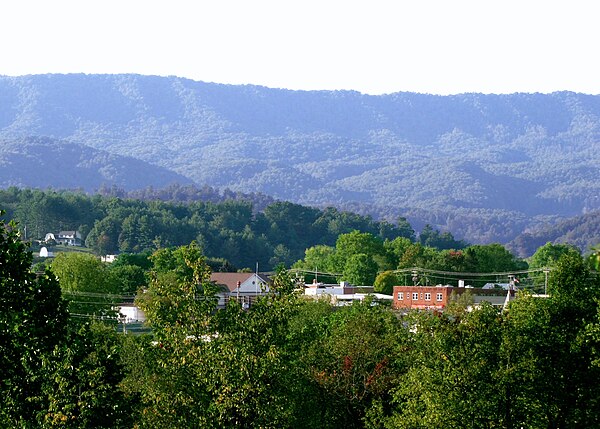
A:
96,182,276,211
0,187,425,270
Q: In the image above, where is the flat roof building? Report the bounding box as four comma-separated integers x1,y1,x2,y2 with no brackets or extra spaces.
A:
392,285,516,311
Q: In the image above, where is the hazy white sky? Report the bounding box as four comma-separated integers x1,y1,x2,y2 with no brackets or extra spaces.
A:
1,0,598,95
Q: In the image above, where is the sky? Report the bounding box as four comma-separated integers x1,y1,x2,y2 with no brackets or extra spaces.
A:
1,0,599,95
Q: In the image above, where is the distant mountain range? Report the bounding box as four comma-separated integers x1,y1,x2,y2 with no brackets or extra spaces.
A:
508,210,600,257
0,136,192,191
0,73,599,250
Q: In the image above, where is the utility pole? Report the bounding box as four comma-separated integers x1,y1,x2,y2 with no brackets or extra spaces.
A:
412,269,418,286
503,275,515,312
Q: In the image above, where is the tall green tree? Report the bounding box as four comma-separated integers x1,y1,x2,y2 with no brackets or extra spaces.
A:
332,231,388,274
397,243,440,272
467,243,525,273
390,304,504,428
395,216,416,241
302,302,406,428
0,211,68,424
499,254,600,428
343,253,379,286
293,244,337,281
529,242,581,270
50,252,120,320
418,224,467,250
384,236,413,268
38,322,138,428
85,216,121,256
373,271,399,295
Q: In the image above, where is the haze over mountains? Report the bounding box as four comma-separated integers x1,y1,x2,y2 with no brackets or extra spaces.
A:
0,74,599,249
0,136,193,190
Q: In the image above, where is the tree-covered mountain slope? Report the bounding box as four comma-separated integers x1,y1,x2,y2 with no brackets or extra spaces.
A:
508,210,600,257
1,74,599,243
0,136,193,191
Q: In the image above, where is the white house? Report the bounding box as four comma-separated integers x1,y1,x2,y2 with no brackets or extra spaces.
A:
210,272,272,309
45,231,83,246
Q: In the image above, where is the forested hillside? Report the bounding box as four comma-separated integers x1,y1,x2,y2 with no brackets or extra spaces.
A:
1,74,599,244
508,209,600,257
0,136,192,190
0,188,416,270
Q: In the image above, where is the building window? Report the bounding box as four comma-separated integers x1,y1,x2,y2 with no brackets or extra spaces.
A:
425,293,431,301
436,293,443,301
412,292,419,300
397,292,404,300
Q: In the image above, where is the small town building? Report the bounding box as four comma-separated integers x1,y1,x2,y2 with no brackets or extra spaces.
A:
44,231,83,246
210,272,272,309
304,280,392,306
117,303,147,324
392,285,516,311
101,254,118,263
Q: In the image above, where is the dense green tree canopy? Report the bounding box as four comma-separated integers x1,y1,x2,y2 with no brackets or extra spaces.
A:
2,203,600,428
373,270,399,295
0,211,68,423
50,252,120,319
342,253,379,286
529,242,581,270
0,188,418,271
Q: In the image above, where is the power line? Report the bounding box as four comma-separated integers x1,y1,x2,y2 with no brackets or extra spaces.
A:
69,313,119,320
290,268,343,278
68,300,122,306
62,291,136,299
393,266,552,278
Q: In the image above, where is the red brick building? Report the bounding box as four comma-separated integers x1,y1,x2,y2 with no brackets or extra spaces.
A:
392,285,515,311
393,286,457,310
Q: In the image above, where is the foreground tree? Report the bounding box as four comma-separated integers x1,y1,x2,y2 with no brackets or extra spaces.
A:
39,322,138,428
126,242,220,427
499,254,600,428
301,302,406,428
391,304,504,428
0,210,68,424
200,268,303,427
127,248,313,427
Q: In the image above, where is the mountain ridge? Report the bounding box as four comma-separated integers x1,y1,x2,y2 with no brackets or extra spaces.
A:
0,135,193,191
1,73,599,246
